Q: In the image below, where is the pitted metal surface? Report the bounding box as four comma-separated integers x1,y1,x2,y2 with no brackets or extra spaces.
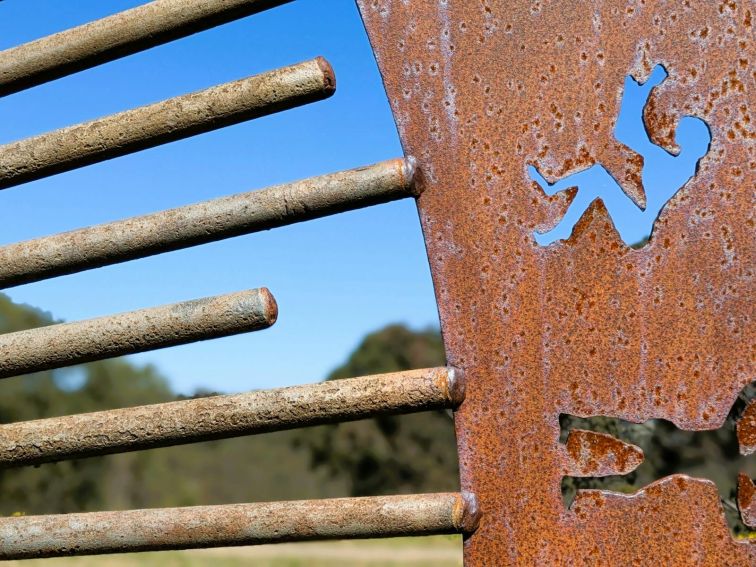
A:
0,492,480,559
357,1,754,564
738,401,756,456
562,429,644,478
0,367,461,467
0,0,294,97
0,158,417,288
738,473,756,530
0,58,335,190
0,288,277,379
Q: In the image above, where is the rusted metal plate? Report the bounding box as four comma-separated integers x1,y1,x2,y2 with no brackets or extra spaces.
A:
562,429,643,477
738,473,756,529
357,1,754,564
739,401,756,456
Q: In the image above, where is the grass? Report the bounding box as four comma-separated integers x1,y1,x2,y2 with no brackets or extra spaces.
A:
5,536,463,567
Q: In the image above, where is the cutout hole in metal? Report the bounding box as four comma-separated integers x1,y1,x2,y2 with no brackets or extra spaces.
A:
560,382,756,537
531,64,712,248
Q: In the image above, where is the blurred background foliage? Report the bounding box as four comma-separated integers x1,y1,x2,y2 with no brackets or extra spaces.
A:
0,294,456,516
0,293,751,537
295,324,457,497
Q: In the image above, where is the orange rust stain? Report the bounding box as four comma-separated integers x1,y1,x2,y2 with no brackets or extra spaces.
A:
737,401,756,456
737,473,756,529
565,429,644,476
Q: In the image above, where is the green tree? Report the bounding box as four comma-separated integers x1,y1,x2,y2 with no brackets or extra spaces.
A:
298,324,459,496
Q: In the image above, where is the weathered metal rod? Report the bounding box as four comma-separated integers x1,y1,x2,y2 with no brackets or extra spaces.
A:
0,158,417,288
0,289,277,380
0,367,462,468
0,493,480,559
0,0,294,97
0,58,335,190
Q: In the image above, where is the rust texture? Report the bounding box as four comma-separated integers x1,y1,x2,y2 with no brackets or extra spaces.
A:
0,158,417,288
0,492,478,559
562,429,644,477
0,0,294,97
0,58,335,190
0,288,277,380
357,1,755,564
0,367,461,467
738,473,756,529
738,400,756,456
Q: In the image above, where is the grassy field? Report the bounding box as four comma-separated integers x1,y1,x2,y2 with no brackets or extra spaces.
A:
6,536,463,567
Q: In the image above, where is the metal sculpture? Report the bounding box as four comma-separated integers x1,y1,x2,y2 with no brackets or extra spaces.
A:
358,1,754,564
0,1,752,565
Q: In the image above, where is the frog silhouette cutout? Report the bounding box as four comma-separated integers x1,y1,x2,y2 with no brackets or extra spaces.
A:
530,64,711,247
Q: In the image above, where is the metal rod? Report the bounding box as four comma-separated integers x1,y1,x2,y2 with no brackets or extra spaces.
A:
0,58,335,190
0,289,277,380
0,158,418,288
0,367,462,468
0,492,480,559
0,0,295,97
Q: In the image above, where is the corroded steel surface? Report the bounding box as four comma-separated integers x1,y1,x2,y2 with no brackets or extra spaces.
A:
358,1,754,564
562,429,643,477
0,58,335,190
0,0,293,97
0,288,277,379
738,401,756,456
0,492,480,559
0,367,462,467
0,157,417,288
738,474,756,529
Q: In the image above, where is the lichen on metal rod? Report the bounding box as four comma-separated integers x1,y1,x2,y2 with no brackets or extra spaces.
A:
0,0,294,97
0,57,335,190
0,492,480,559
0,158,418,288
0,367,463,468
0,288,277,380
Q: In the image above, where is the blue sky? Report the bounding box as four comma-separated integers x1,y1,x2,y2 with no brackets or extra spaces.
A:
0,1,440,394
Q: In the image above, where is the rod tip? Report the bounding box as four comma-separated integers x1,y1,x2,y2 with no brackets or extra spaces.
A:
446,367,466,407
402,156,423,196
258,287,279,326
453,492,482,534
315,56,336,96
